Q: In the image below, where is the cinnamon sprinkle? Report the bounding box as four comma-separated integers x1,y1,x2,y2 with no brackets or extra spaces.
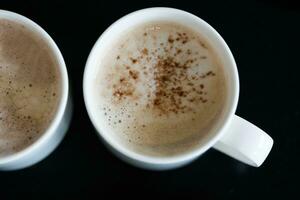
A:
110,30,216,114
141,48,148,55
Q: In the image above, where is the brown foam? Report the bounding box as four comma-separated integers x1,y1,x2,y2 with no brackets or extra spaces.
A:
94,21,227,156
0,19,61,157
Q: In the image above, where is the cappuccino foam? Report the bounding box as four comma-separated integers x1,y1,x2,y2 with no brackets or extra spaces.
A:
0,19,61,157
93,22,227,156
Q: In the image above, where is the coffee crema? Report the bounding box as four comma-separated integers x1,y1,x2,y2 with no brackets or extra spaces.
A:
93,22,227,156
0,19,61,157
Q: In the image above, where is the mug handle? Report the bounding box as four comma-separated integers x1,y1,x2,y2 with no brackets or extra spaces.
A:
213,115,273,167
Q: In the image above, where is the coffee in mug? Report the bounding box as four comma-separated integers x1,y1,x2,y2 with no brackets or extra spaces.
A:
92,21,227,156
0,19,61,157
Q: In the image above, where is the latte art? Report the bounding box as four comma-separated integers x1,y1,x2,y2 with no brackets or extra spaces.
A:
93,22,227,156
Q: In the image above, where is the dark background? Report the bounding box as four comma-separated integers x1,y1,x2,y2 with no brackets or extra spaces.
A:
1,0,299,199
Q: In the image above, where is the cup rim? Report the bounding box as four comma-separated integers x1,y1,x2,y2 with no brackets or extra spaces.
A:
83,7,239,165
0,10,69,164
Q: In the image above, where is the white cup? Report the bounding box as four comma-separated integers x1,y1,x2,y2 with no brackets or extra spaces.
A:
83,7,273,170
0,10,72,170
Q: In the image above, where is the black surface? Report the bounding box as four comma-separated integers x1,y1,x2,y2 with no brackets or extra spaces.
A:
0,0,299,199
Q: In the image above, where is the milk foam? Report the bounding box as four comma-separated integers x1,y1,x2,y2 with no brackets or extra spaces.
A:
93,22,226,156
0,19,61,157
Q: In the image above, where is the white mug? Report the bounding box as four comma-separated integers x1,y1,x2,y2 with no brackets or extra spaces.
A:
83,7,273,170
0,10,72,170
